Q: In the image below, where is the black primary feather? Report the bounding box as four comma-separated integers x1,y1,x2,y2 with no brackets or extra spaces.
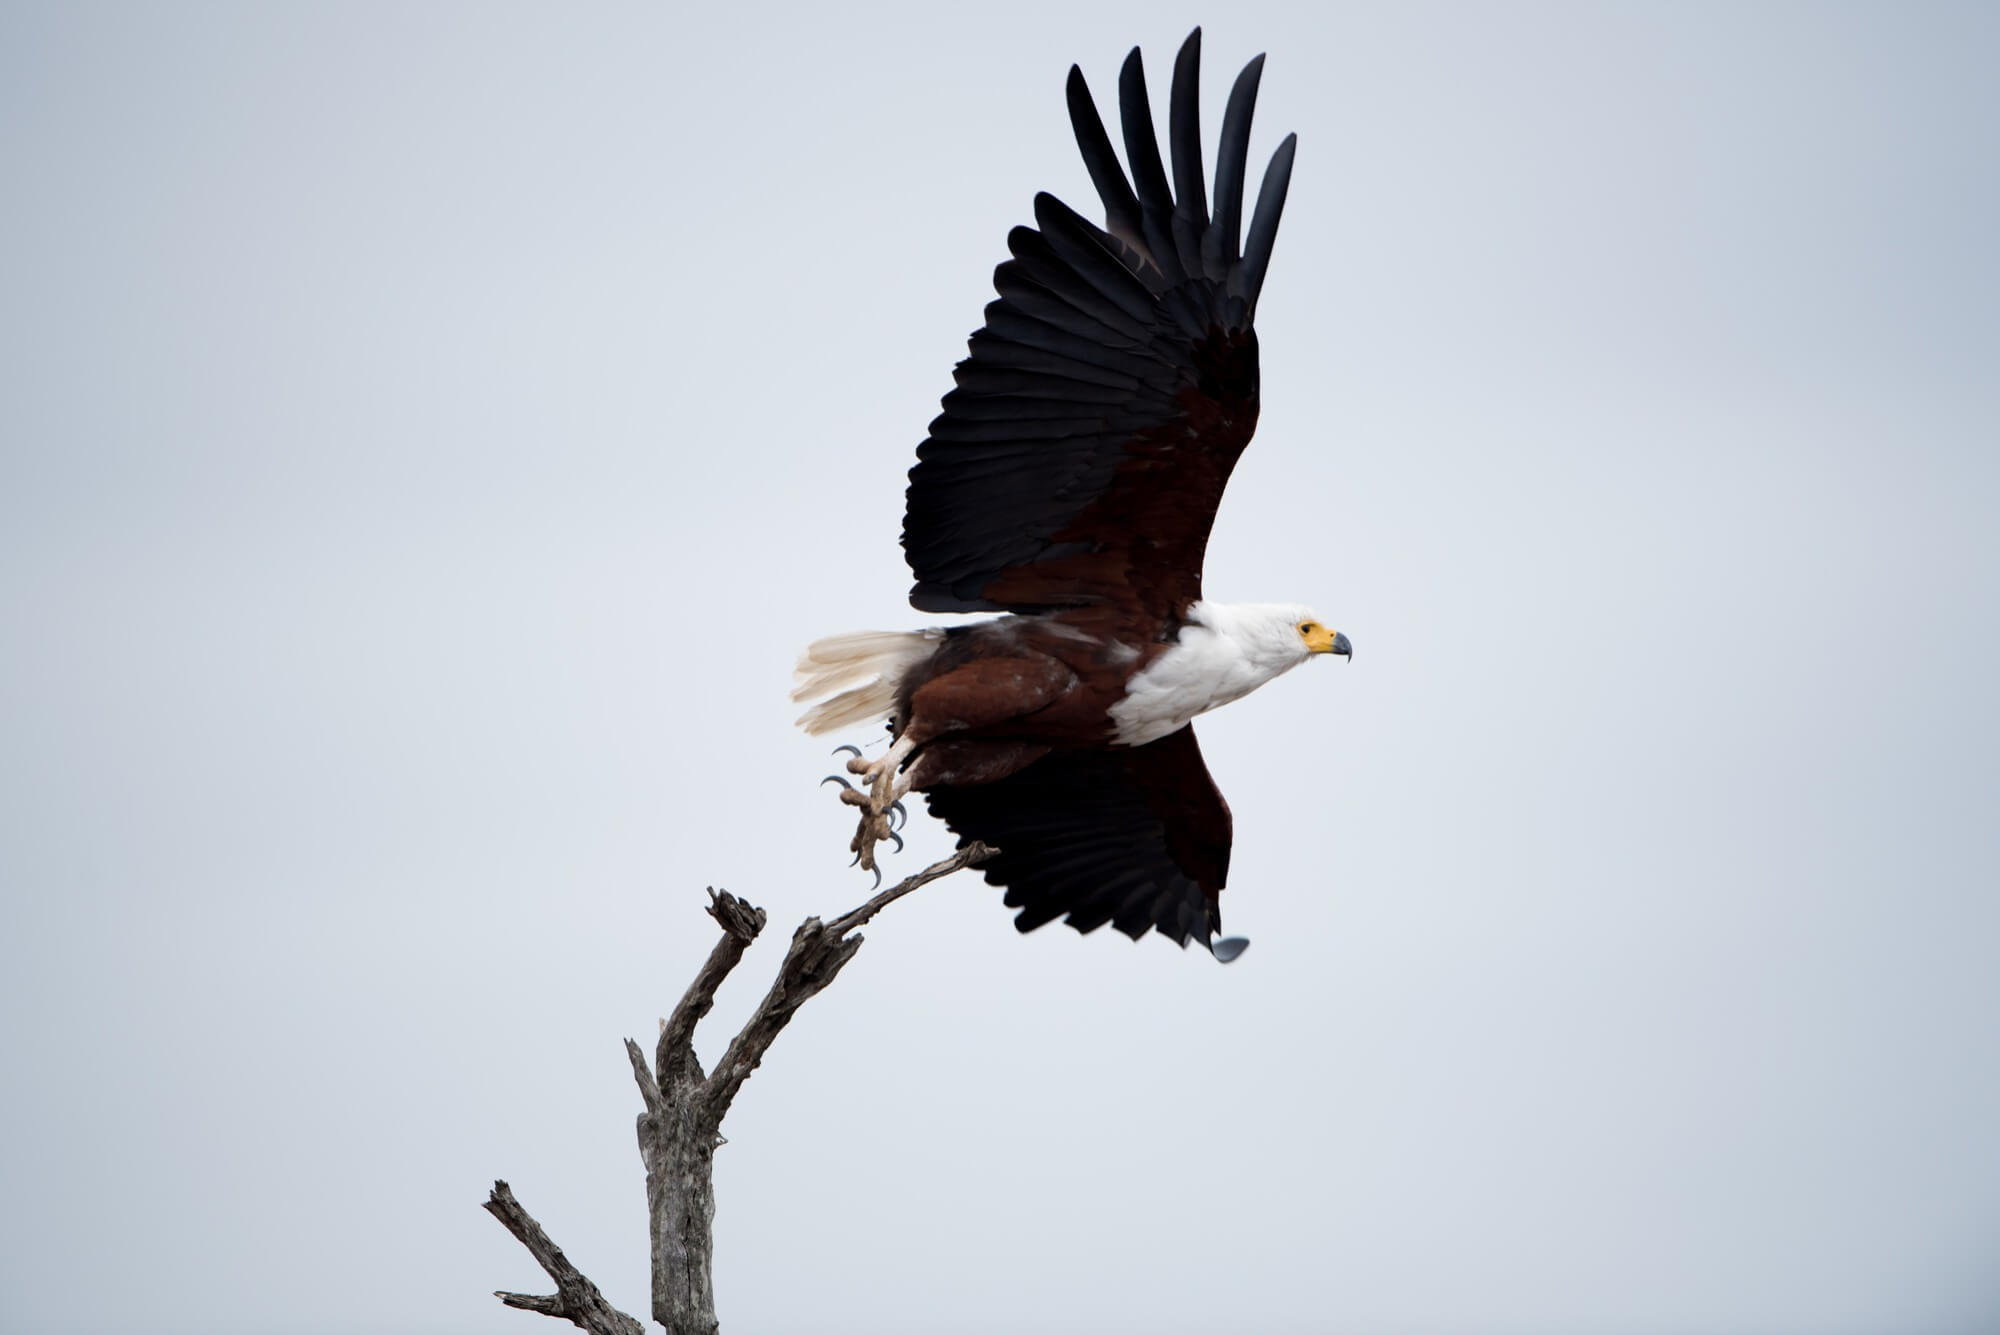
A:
1116,46,1179,285
1205,54,1265,275
1168,30,1211,282
1064,66,1143,256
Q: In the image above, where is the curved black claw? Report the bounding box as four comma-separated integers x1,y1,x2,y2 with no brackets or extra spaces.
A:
888,800,908,831
870,865,883,891
885,829,904,855
848,849,861,868
832,744,863,760
821,774,856,790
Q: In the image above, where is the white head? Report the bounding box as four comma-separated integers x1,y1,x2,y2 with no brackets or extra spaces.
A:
1110,600,1352,746
1192,601,1352,673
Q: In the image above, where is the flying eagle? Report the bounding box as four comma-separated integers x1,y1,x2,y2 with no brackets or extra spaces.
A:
795,30,1348,961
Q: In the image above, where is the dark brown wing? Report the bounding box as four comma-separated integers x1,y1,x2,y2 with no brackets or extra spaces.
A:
903,29,1297,621
922,725,1235,951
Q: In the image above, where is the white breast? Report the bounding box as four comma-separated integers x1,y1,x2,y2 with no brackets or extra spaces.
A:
1106,602,1308,746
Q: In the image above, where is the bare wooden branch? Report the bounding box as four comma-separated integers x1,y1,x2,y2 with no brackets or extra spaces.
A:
657,888,766,1086
701,843,996,1128
483,1181,644,1335
623,1038,663,1119
826,841,996,936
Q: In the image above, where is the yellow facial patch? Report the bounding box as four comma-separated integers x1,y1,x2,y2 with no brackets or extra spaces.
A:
1298,621,1341,654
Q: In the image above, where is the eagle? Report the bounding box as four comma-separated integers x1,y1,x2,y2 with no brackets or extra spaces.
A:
795,30,1348,961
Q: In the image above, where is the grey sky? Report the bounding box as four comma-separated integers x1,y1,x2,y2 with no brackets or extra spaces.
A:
2,3,1997,1332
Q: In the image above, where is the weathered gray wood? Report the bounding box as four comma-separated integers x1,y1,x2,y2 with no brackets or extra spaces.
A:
659,890,767,1085
487,844,993,1335
484,1181,646,1335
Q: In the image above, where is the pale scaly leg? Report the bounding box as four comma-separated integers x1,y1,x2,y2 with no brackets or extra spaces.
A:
823,736,915,883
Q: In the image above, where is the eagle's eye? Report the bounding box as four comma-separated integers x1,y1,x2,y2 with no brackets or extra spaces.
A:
1298,621,1317,637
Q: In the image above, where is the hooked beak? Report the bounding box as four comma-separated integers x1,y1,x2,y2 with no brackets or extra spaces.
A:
1331,630,1352,661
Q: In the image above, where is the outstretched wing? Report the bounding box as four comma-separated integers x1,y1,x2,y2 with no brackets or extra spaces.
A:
903,29,1297,621
922,725,1235,951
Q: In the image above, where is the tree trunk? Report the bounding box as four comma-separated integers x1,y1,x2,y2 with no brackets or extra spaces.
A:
644,1080,718,1334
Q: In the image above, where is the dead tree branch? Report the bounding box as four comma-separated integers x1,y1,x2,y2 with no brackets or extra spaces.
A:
484,1181,645,1335
704,846,993,1124
487,842,995,1335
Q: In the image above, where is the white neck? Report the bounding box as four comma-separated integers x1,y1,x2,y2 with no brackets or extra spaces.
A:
1107,600,1314,746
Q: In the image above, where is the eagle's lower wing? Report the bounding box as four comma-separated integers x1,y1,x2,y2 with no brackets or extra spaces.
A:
924,725,1234,950
903,30,1296,622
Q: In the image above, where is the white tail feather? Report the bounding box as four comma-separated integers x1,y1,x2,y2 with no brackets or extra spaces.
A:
792,629,941,736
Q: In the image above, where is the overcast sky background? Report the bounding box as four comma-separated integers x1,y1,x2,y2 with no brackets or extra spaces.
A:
3,3,1997,1333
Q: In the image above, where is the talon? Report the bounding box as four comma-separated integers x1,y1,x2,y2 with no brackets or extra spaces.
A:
849,849,861,867
832,744,863,760
870,866,883,891
820,775,855,790
886,830,904,854
888,800,907,830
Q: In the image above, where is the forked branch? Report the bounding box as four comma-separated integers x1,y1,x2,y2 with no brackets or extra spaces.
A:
704,845,994,1124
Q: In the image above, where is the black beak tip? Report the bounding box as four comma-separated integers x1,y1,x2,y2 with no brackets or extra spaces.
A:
1332,631,1352,660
